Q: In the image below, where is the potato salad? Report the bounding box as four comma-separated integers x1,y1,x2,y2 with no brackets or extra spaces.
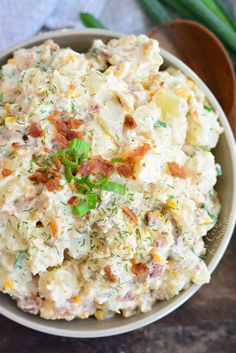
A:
0,35,223,320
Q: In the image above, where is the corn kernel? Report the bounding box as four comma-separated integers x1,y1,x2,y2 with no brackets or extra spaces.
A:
143,81,150,89
175,88,188,99
37,89,47,96
8,58,16,65
4,279,13,289
186,78,194,87
151,251,163,265
5,116,16,124
71,295,80,304
128,224,134,232
151,210,166,223
166,199,177,209
170,271,178,278
113,63,125,78
64,54,76,64
5,103,11,114
94,310,105,320
67,88,80,99
202,218,214,225
79,313,88,319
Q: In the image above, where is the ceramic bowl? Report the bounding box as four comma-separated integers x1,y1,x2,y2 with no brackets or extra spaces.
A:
0,29,235,338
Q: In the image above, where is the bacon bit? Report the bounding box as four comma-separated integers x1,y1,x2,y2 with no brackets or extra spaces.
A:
2,168,13,177
53,156,62,171
54,133,68,147
28,123,44,138
145,212,151,225
124,114,137,129
11,142,20,148
49,113,84,145
23,134,28,142
46,178,60,192
36,221,44,228
116,144,150,178
124,143,151,160
66,130,83,141
49,218,58,237
29,168,61,191
68,118,84,129
78,156,114,177
122,206,138,224
29,171,47,184
116,163,134,178
49,116,68,135
48,110,60,121
131,263,147,278
85,212,91,221
168,162,187,179
46,167,60,177
67,196,79,205
104,266,116,283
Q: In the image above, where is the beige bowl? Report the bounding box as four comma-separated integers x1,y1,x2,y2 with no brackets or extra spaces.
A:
0,29,235,338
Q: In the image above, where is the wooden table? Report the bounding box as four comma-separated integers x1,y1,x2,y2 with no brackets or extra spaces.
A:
0,227,235,353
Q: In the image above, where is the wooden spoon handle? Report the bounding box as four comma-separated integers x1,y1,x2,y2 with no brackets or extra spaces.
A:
149,20,236,136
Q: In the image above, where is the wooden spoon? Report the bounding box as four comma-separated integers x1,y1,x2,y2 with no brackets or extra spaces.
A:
149,20,236,135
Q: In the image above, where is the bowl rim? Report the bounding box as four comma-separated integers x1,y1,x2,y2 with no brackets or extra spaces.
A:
0,28,236,338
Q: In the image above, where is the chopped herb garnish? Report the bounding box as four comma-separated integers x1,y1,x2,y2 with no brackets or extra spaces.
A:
101,178,126,195
13,251,25,270
154,120,167,128
71,100,76,116
111,157,122,163
215,163,222,176
201,203,218,222
49,138,126,217
0,92,3,103
86,191,97,209
204,104,212,112
72,201,89,217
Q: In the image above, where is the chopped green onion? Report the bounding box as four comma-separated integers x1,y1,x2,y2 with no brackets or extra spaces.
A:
201,203,218,222
68,139,90,158
204,104,212,112
77,186,88,194
214,0,236,31
84,175,102,189
165,0,236,52
80,12,107,29
86,192,97,209
68,148,80,165
216,164,222,176
111,157,122,163
101,178,126,195
65,166,73,182
0,92,3,104
62,150,77,169
201,0,234,28
208,189,214,200
154,120,167,128
13,251,25,270
138,0,172,23
72,201,89,217
74,176,86,185
161,0,198,19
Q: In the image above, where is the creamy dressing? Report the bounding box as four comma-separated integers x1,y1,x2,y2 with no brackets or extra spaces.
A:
0,35,222,320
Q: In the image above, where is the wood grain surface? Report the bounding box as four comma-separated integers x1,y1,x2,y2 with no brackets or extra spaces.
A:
0,226,235,353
